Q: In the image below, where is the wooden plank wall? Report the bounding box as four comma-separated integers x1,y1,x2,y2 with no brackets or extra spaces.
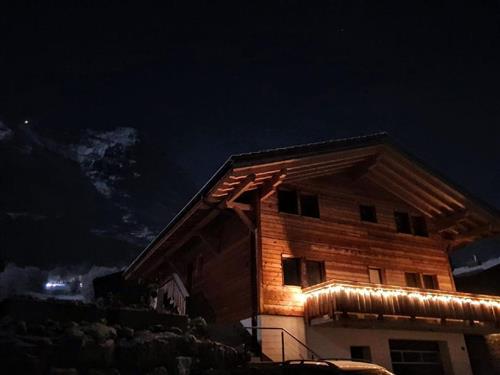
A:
259,174,454,317
171,213,253,323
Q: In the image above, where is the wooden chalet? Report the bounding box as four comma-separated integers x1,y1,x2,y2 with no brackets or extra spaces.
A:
124,133,500,375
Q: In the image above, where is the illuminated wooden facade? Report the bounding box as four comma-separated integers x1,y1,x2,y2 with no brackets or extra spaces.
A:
125,134,500,373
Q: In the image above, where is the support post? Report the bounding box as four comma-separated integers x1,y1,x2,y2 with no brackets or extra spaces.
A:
281,330,285,363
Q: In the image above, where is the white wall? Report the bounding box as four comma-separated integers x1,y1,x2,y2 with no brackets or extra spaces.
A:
307,325,472,375
258,314,308,361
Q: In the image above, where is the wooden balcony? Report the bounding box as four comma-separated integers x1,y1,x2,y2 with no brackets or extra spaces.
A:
303,280,500,328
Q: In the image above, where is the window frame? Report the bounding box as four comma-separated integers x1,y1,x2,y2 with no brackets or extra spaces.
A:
368,267,384,284
404,272,423,288
277,188,320,219
282,256,302,287
304,259,326,287
359,204,378,223
394,211,413,234
422,274,439,290
282,256,326,287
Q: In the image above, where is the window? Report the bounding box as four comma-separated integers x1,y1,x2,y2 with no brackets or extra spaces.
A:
278,189,320,218
394,212,412,234
300,194,320,218
422,274,438,289
351,346,372,362
305,260,325,287
412,215,428,237
282,257,326,287
278,190,298,215
405,272,422,288
360,205,377,223
368,267,383,284
282,257,301,286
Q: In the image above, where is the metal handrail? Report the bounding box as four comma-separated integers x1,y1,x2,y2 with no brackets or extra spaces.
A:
243,326,321,362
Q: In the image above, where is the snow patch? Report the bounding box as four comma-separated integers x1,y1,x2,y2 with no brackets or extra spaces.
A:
453,256,500,277
6,212,48,221
0,121,13,141
70,127,138,198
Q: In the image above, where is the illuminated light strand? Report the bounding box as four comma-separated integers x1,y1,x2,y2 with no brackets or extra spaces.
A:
303,284,500,309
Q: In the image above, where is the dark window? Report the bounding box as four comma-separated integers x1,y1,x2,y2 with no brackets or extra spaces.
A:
412,215,428,237
360,205,377,223
300,194,320,218
405,272,422,288
305,260,325,286
282,257,302,286
422,274,438,289
394,212,412,234
351,346,372,362
278,190,299,214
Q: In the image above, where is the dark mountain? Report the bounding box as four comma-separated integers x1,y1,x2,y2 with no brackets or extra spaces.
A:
0,120,195,268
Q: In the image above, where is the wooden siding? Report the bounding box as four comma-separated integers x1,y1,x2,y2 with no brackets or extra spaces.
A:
171,213,253,323
259,174,454,317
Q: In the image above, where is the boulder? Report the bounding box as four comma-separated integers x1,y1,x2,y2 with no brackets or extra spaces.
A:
118,326,134,339
79,337,115,368
176,356,192,375
84,322,117,342
88,368,121,375
147,367,169,375
49,368,79,375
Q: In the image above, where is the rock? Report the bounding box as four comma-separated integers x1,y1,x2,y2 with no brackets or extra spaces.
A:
166,327,183,335
63,321,79,329
189,317,207,337
176,356,192,375
28,323,48,336
79,337,115,368
116,330,180,370
84,322,117,342
65,326,85,341
151,324,164,332
88,368,120,375
16,320,27,335
49,368,78,375
118,326,134,339
147,366,169,375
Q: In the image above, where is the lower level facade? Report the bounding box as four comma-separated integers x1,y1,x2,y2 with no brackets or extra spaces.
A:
258,314,473,375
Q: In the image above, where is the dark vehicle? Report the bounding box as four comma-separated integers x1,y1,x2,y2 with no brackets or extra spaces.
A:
281,359,394,375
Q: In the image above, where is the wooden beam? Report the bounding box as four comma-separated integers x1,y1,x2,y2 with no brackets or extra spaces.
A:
197,229,221,255
382,147,466,208
367,169,440,217
231,205,256,231
376,161,454,212
221,173,256,204
433,210,469,232
232,145,382,176
455,224,495,240
285,165,355,182
225,201,253,211
350,155,381,180
260,168,287,201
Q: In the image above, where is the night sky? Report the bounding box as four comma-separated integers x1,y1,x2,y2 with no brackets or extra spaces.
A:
1,2,500,267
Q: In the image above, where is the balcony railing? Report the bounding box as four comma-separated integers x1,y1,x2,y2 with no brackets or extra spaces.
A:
303,280,500,325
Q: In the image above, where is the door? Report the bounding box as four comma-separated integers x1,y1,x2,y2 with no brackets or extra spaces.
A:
389,340,445,375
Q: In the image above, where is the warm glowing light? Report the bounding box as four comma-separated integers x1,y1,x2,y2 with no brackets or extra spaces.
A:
303,283,500,309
